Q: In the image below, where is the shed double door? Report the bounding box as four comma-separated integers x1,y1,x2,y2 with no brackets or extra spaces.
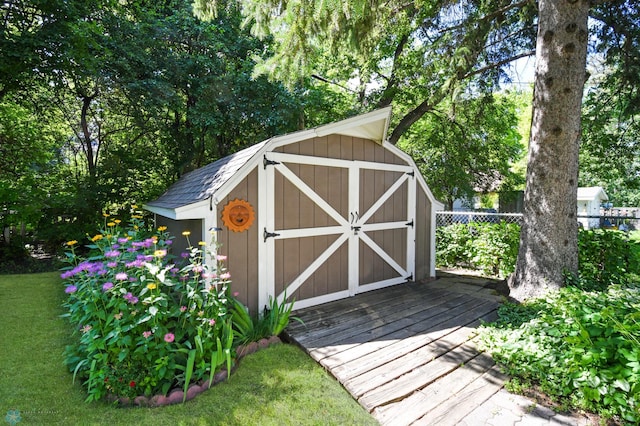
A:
261,150,416,310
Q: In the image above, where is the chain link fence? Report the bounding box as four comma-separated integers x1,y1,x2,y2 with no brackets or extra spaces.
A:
436,211,522,227
436,211,640,231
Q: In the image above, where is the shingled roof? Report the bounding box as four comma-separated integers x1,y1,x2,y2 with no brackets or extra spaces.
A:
146,140,268,210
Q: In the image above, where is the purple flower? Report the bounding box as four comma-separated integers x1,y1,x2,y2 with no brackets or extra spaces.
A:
107,261,118,268
102,282,114,292
65,285,77,294
60,270,74,280
118,237,129,244
115,272,128,281
105,250,120,258
180,252,189,259
124,292,138,304
111,244,120,249
125,259,144,268
165,240,173,245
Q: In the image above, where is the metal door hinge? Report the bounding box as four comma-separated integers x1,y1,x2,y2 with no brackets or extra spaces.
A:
263,155,280,169
263,228,281,242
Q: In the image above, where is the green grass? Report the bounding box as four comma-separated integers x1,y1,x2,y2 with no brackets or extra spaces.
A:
0,273,376,425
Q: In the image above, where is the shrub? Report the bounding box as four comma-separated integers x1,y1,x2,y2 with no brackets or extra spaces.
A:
566,229,640,291
436,222,520,278
61,214,234,402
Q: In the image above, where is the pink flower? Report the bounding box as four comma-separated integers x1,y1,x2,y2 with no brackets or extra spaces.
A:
180,306,187,312
143,331,152,338
220,272,231,280
81,325,92,333
115,272,128,281
209,319,216,326
102,282,114,291
233,292,240,297
164,333,175,343
216,255,227,261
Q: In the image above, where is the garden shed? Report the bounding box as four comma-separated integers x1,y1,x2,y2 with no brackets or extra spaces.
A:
145,107,443,314
577,186,608,229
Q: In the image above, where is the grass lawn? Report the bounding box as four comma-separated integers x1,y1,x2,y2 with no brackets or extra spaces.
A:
0,272,376,425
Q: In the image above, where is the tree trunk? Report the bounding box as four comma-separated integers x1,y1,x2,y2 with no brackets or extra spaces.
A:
508,0,589,301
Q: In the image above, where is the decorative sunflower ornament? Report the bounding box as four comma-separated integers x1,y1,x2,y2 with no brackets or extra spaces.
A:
221,199,255,232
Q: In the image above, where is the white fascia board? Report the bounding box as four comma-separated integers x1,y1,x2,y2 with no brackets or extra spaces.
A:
173,199,211,220
143,205,178,220
314,106,392,143
382,141,445,211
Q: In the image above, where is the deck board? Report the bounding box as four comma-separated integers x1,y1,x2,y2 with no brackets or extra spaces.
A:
285,275,506,425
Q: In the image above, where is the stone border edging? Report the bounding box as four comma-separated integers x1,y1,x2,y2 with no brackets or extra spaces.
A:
113,335,282,407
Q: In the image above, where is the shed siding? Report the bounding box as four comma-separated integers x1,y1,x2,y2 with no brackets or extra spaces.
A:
155,217,203,261
415,186,432,280
276,135,406,165
216,168,259,314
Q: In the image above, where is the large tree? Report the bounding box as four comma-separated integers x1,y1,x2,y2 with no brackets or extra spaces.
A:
507,0,590,300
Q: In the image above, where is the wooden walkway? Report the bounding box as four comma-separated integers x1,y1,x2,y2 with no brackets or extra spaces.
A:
284,275,508,426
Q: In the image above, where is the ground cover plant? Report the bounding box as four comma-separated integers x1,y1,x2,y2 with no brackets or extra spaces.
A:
60,213,237,402
0,272,376,425
478,230,640,423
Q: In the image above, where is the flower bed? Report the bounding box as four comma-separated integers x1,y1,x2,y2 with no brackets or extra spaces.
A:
61,213,239,403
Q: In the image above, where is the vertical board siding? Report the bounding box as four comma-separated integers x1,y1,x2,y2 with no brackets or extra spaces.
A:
415,187,432,280
216,168,259,314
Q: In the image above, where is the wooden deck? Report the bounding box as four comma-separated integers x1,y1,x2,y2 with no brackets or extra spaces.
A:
284,275,507,425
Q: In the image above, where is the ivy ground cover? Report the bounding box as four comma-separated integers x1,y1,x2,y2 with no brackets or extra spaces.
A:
478,284,640,423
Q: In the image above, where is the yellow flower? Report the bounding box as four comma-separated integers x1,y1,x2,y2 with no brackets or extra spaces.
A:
107,222,115,227
66,240,78,246
114,219,122,224
158,226,167,232
131,205,138,209
131,215,143,219
91,234,103,242
146,283,157,290
102,213,110,217
198,241,206,246
151,236,158,243
154,249,167,258
182,231,191,236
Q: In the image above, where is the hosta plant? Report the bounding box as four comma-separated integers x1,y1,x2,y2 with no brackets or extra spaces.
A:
61,214,234,402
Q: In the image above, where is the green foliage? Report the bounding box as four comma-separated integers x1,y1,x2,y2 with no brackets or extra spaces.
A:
478,286,640,423
231,294,298,345
60,215,234,401
566,229,640,291
436,222,520,278
399,92,525,209
438,225,639,286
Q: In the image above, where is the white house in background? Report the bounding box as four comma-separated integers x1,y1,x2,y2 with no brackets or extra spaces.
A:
577,186,608,229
